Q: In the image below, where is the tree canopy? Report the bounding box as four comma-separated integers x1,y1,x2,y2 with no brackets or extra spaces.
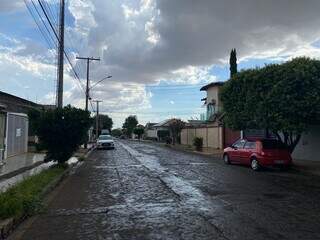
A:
221,57,320,152
111,128,122,137
29,105,92,163
133,127,145,140
93,114,113,134
168,119,185,145
122,115,138,137
229,48,238,78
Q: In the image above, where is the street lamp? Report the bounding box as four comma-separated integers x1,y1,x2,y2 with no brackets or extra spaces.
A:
89,75,112,90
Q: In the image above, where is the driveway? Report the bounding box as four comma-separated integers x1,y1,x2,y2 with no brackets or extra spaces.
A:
10,140,320,240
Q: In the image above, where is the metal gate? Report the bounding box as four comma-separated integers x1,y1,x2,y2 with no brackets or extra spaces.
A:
5,113,28,158
224,127,240,147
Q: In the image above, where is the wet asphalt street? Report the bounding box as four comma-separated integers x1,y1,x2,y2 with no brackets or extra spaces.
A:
11,140,320,240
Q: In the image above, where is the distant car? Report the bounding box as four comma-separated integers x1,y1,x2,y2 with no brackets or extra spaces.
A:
101,129,110,135
96,135,115,150
223,138,292,171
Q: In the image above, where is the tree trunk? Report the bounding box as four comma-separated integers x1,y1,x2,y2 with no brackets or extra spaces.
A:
274,131,301,154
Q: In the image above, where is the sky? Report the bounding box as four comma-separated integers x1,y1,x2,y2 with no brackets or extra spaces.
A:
1,0,320,128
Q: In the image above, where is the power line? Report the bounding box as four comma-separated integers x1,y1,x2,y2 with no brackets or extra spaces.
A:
36,0,86,94
23,0,56,49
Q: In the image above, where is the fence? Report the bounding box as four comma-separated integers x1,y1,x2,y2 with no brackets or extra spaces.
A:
181,126,224,149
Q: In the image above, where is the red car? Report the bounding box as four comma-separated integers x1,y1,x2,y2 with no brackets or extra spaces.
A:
223,138,292,171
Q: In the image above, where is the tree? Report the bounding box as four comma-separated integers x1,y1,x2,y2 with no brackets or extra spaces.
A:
168,119,185,145
111,128,122,137
221,57,320,153
93,114,113,135
133,127,145,140
122,115,138,137
157,130,170,142
29,105,92,164
230,48,238,78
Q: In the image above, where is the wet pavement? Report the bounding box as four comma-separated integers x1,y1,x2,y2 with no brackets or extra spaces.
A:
10,140,320,240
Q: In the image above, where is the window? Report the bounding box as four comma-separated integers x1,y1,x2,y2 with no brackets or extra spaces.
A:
232,139,246,149
244,141,256,149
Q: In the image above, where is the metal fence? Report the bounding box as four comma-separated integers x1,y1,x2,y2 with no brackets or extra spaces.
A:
5,113,28,158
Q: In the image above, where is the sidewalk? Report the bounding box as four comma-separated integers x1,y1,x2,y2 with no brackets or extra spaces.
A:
292,159,320,177
0,153,45,179
0,146,95,193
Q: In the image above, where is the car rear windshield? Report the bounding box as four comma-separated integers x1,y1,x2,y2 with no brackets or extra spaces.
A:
262,140,287,149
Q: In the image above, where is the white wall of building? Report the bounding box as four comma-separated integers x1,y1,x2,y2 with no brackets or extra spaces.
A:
292,125,320,162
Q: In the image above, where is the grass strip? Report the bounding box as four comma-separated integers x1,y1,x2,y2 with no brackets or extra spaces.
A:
0,165,66,220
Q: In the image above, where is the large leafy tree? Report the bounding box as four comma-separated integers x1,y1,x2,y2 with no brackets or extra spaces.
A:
122,115,138,137
111,128,122,137
221,57,320,153
133,127,145,140
168,119,185,145
93,114,113,134
29,105,92,164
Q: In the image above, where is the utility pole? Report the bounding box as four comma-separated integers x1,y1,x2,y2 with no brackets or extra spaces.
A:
56,0,65,108
76,57,100,111
93,100,103,139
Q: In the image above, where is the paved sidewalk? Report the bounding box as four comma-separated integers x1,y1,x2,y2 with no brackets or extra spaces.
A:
0,153,45,179
293,159,320,176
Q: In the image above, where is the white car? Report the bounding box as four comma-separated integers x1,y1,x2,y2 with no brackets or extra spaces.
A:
96,135,115,149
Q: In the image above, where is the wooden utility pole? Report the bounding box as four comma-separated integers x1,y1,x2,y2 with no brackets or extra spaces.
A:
76,57,100,111
56,0,65,108
93,100,103,139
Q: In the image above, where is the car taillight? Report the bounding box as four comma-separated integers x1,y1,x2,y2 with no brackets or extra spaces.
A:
261,151,265,156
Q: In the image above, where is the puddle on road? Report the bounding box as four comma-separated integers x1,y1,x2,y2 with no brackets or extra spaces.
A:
118,141,223,211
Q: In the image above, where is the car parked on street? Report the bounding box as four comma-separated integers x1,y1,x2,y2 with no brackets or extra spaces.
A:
96,135,115,150
223,138,292,171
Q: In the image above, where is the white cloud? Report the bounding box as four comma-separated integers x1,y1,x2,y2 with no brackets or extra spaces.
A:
3,0,320,126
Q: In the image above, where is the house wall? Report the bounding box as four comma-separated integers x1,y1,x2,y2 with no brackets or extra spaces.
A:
181,126,223,149
292,125,320,162
0,113,5,161
206,86,223,110
146,129,157,139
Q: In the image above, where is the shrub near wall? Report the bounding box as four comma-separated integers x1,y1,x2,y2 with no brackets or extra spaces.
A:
193,137,203,151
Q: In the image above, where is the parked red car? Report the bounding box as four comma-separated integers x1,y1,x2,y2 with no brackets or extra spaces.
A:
223,138,292,171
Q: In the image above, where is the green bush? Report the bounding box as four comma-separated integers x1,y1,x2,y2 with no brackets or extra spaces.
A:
29,105,92,164
0,166,65,220
193,137,203,151
133,127,144,140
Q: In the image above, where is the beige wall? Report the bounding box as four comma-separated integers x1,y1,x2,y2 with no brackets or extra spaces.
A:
206,86,223,110
146,129,157,138
181,126,223,149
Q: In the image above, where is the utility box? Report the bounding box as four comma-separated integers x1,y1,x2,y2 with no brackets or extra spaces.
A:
4,113,29,159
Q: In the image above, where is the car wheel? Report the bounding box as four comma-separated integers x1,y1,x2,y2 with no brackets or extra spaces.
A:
251,158,260,171
223,154,230,164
